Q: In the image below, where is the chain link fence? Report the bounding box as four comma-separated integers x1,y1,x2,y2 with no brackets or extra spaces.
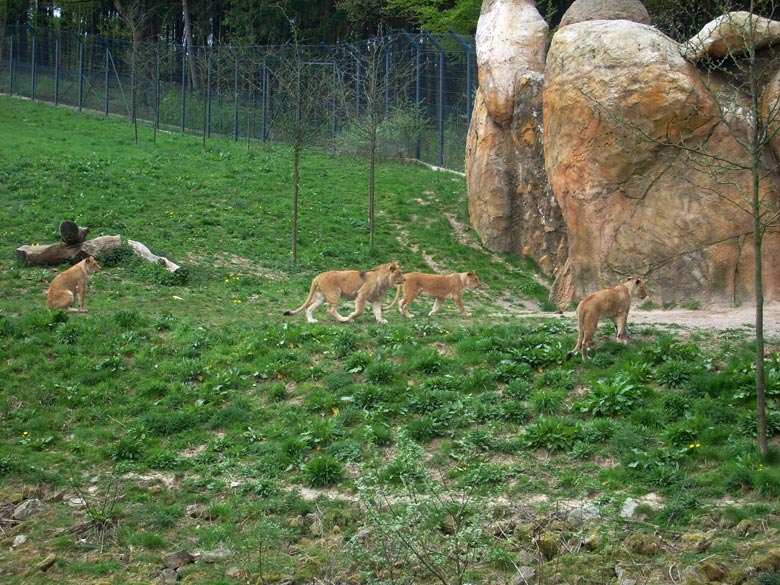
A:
0,26,476,172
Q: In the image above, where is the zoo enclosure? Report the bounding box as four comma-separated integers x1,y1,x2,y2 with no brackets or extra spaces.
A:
0,26,476,172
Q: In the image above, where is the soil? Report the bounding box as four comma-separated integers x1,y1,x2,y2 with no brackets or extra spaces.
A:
563,302,780,339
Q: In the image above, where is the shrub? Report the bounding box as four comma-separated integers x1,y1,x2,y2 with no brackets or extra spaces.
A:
344,351,372,373
641,335,700,365
524,417,582,452
535,368,576,392
500,400,530,424
327,439,363,463
303,455,344,487
581,418,616,444
529,389,566,415
505,378,532,401
364,359,397,384
576,373,646,417
656,359,697,389
406,415,439,442
409,348,444,374
266,381,288,403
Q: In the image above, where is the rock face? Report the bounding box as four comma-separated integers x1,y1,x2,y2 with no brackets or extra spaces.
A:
466,0,780,306
466,0,565,274
544,16,780,305
559,0,650,28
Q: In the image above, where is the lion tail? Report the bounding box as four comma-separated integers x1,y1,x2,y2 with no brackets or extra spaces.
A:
284,278,319,316
383,284,403,310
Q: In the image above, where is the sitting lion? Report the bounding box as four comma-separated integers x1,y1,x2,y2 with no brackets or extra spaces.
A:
46,256,101,313
568,277,647,361
284,261,404,323
385,270,481,318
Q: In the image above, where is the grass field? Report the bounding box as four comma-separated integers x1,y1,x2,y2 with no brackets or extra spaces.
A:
1,95,780,584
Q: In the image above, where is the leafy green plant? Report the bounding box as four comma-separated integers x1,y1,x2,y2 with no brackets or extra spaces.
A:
576,373,647,417
656,359,698,389
524,417,582,452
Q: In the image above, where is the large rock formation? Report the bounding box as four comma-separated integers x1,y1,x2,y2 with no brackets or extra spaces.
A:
466,0,565,275
544,13,780,305
466,0,780,306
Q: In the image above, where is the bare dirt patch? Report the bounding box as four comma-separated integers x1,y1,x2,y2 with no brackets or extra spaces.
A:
560,302,780,339
493,299,780,339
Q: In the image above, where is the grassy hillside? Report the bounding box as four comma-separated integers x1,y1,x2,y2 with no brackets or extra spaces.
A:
1,96,780,584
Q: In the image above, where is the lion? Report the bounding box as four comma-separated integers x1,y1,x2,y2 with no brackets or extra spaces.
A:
46,256,101,313
284,261,404,324
385,270,481,318
568,277,647,361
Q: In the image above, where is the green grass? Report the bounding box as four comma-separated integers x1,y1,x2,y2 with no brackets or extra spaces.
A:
1,96,780,584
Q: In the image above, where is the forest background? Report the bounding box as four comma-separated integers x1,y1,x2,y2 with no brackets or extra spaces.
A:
0,1,770,47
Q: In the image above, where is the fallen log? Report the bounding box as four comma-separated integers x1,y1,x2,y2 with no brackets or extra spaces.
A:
16,235,122,266
127,239,181,272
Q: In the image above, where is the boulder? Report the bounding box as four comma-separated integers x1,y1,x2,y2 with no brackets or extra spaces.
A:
543,17,780,305
682,11,780,60
559,0,650,28
466,0,566,270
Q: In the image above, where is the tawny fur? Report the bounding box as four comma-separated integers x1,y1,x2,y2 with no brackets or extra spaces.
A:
568,277,647,361
46,256,101,312
284,262,404,323
385,270,481,318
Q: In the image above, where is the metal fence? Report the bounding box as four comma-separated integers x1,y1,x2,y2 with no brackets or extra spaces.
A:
0,26,476,172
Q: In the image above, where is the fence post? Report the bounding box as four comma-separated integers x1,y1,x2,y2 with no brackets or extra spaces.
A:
384,35,392,116
207,48,212,138
180,45,186,132
104,46,110,116
78,37,83,111
131,51,136,123
262,54,268,142
423,32,445,168
400,32,422,161
450,30,475,129
31,34,36,100
8,34,13,95
155,51,161,130
233,52,239,142
54,36,60,106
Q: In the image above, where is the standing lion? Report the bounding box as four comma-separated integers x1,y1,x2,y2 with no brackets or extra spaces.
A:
284,262,404,323
568,277,647,361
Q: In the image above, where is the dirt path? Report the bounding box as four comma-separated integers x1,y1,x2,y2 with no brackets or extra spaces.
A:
563,302,780,339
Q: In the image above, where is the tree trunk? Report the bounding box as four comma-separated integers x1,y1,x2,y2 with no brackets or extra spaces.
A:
182,0,198,90
17,235,122,265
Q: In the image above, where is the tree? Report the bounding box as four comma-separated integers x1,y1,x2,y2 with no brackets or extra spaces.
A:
113,0,154,144
270,8,335,265
336,34,415,251
181,0,199,90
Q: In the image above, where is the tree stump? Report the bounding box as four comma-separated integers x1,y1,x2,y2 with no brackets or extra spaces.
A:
59,221,90,245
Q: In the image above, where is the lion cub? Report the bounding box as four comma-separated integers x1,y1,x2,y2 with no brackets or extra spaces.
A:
385,270,481,318
568,277,647,361
46,256,101,312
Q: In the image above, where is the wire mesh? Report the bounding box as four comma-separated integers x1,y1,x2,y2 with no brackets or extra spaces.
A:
0,26,476,173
